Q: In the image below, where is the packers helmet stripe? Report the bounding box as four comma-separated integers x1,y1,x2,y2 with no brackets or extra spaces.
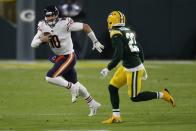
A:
117,11,123,23
119,11,126,23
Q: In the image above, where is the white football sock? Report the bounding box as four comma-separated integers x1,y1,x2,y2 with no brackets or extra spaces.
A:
157,92,164,99
76,82,90,98
76,82,95,106
112,109,120,117
45,76,72,89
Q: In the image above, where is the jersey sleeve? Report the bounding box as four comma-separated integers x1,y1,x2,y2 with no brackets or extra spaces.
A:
37,21,44,32
31,30,42,48
68,22,83,31
31,21,43,48
66,17,74,31
107,34,124,70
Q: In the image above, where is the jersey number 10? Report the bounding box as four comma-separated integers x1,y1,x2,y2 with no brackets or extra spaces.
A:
50,35,61,48
126,32,139,52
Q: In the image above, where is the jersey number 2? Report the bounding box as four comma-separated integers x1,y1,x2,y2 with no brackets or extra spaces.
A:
50,35,61,48
126,32,139,52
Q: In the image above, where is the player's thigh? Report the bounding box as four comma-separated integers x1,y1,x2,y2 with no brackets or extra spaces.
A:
109,65,127,88
47,53,76,77
127,69,144,97
62,67,78,84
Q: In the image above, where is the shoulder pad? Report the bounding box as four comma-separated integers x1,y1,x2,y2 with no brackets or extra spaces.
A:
67,17,74,23
61,17,74,24
38,20,44,25
37,20,45,31
109,30,122,38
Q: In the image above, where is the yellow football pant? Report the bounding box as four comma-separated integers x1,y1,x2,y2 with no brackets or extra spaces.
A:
109,65,145,97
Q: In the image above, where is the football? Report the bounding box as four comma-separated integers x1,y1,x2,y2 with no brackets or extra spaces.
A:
43,32,51,36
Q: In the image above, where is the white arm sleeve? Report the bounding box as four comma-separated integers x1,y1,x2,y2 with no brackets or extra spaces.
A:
31,30,42,48
68,22,83,32
87,31,98,43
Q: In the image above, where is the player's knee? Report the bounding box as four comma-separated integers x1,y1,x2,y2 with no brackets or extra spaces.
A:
46,71,53,77
130,96,140,102
108,84,118,94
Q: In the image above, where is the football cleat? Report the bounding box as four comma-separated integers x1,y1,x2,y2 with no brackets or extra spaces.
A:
70,85,79,103
102,115,122,124
162,88,176,107
88,101,101,116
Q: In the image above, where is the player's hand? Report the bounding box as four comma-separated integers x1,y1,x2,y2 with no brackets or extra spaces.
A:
39,32,51,43
100,68,109,77
92,41,104,53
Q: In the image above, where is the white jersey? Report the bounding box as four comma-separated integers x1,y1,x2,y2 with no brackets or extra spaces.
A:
31,17,103,55
39,17,74,55
32,17,83,55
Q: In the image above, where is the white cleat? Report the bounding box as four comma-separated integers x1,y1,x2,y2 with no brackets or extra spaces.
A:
88,102,101,116
70,85,79,103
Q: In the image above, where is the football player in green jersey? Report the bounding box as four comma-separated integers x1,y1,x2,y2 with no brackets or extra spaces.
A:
101,11,176,124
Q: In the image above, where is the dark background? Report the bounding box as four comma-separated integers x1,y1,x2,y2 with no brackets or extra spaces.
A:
1,0,196,59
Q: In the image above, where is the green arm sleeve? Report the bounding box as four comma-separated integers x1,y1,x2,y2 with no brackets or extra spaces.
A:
107,35,124,70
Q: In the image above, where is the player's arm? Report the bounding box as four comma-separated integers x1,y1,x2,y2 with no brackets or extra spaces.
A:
68,21,104,53
100,31,123,77
31,30,42,48
100,35,123,77
31,21,51,48
107,35,123,70
31,30,51,48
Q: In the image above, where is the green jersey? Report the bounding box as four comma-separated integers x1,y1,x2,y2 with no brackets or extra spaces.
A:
107,26,144,70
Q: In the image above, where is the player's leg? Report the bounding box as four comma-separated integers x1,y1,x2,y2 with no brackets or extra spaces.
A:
127,69,175,107
102,65,126,124
127,69,160,101
76,82,101,116
63,67,101,116
63,68,88,99
46,53,79,102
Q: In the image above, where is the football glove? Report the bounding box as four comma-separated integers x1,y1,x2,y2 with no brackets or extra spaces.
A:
92,41,104,53
100,68,109,77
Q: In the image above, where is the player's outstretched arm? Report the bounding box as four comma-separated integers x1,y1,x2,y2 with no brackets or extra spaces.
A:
83,23,104,53
69,22,104,53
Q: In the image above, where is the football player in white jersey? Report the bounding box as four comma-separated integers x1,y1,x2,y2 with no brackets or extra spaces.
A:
31,5,104,116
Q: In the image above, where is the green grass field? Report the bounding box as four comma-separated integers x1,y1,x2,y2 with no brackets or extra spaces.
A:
0,60,196,131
